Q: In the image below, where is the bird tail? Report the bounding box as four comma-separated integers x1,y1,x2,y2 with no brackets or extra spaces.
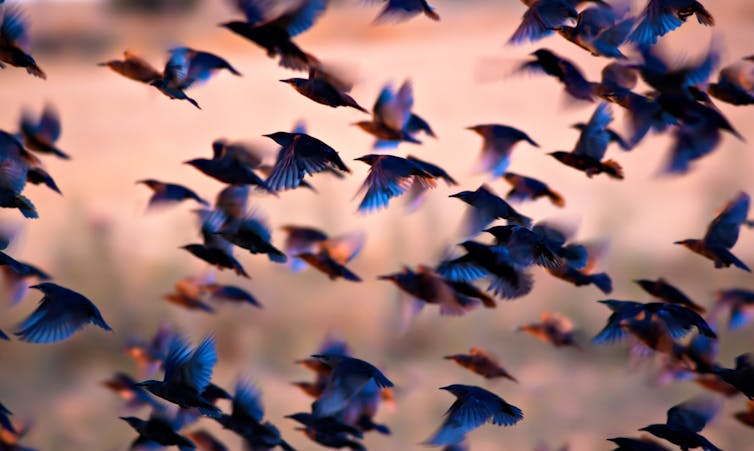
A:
590,272,613,294
26,64,46,80
695,6,715,26
546,188,566,207
601,160,624,179
14,195,38,219
424,5,440,21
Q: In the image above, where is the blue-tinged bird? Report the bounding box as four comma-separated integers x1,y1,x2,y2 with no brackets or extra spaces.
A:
628,0,713,46
203,283,261,308
549,102,624,179
555,5,635,58
182,208,250,278
138,180,208,210
502,173,564,207
424,385,523,446
354,154,436,213
311,354,394,418
675,191,750,272
220,0,326,70
185,139,271,191
137,335,222,418
370,0,439,23
0,5,45,78
151,47,241,109
102,372,164,410
712,288,754,330
484,225,563,269
467,125,539,178
635,278,704,313
508,0,578,45
639,396,722,451
264,131,350,191
450,185,532,237
14,282,111,343
19,104,69,160
288,412,364,449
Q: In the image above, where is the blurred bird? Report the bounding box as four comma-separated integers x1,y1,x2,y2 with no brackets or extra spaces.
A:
502,173,564,207
102,372,163,410
184,140,271,191
216,212,287,263
290,414,365,450
311,354,394,418
467,125,539,178
182,209,250,278
403,155,457,211
98,50,162,84
0,5,45,78
546,252,612,293
354,154,437,213
484,225,563,269
220,0,325,70
707,57,754,105
674,191,750,271
0,131,40,218
138,335,222,418
264,131,350,191
138,180,208,210
214,184,250,221
281,63,367,112
549,102,624,179
713,353,754,399
216,380,293,450
19,104,69,160
571,121,631,151
607,436,671,450
163,277,215,313
150,47,241,109
554,5,634,58
125,323,175,377
635,278,705,313
508,0,578,45
370,0,440,23
424,384,523,446
639,396,722,451
444,347,517,382
354,79,435,149
0,249,50,305
14,282,111,343
450,185,532,237
121,412,196,450
282,226,364,278
711,288,754,330
629,0,713,46
516,49,594,101
517,312,580,348
203,283,261,308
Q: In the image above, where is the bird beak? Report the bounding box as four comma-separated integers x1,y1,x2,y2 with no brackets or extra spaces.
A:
310,354,325,359
279,79,293,84
438,385,453,391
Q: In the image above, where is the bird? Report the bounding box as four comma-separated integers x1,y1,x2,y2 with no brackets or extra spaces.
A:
121,412,196,450
354,79,434,149
370,0,440,23
607,436,671,450
0,249,50,305
517,312,580,348
184,139,271,191
639,396,722,451
137,180,209,210
150,47,241,109
0,131,40,218
101,372,163,410
311,354,394,418
711,288,754,330
707,56,754,105
181,209,250,278
137,335,222,418
629,0,713,46
674,191,750,271
634,278,705,313
734,400,754,428
354,154,437,213
549,102,624,179
19,104,69,159
220,0,326,70
546,250,612,294
203,283,261,308
484,225,563,269
290,415,365,450
554,6,635,58
216,212,287,263
424,384,523,446
501,173,564,207
14,282,111,343
0,5,45,78
97,50,162,84
516,49,594,101
450,184,532,237
264,131,350,191
163,277,215,313
444,347,518,382
281,63,367,112
508,0,578,45
467,125,539,178
404,155,457,211
713,353,754,399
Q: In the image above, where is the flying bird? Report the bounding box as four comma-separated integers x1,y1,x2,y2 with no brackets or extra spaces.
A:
281,63,367,112
635,278,705,313
517,312,581,348
711,288,754,330
0,131,41,218
19,104,69,160
639,396,722,451
450,184,532,237
707,57,754,105
184,139,271,191
97,50,162,84
138,180,209,210
121,412,196,450
371,0,440,23
516,49,594,101
502,173,564,207
508,0,578,45
14,282,111,343
444,347,518,382
216,212,287,263
467,125,539,178
264,131,350,191
713,354,754,399
629,0,713,46
424,385,523,446
0,5,45,78
354,154,437,213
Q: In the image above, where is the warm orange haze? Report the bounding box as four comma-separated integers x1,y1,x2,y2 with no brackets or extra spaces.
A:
0,0,753,450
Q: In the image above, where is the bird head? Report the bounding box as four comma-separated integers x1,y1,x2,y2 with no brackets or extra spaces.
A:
29,282,58,293
673,239,699,249
354,155,380,166
262,132,293,146
449,190,474,202
439,384,469,397
279,78,304,87
311,353,345,367
119,416,143,429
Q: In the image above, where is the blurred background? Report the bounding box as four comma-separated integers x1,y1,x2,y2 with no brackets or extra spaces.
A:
1,0,754,449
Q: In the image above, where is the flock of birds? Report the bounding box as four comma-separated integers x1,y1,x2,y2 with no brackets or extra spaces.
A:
0,0,754,449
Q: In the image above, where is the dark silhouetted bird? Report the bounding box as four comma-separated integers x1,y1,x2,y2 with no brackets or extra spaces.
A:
14,282,111,343
0,6,45,78
138,335,222,418
508,0,578,45
639,396,721,451
220,0,325,70
707,57,754,105
607,436,671,451
355,154,436,213
216,212,287,263
292,417,365,450
19,104,69,160
629,0,713,46
444,347,517,382
675,191,750,272
281,63,367,112
0,249,50,305
467,125,539,178
354,79,434,149
484,225,563,269
711,288,754,330
635,278,704,313
714,353,754,399
138,180,208,210
311,354,393,418
518,312,580,348
516,49,594,101
98,50,162,84
371,0,440,23
150,47,241,109
549,102,624,179
184,140,271,191
0,131,40,218
121,412,196,450
450,184,532,237
502,173,564,207
182,209,249,278
264,131,350,191
424,384,523,446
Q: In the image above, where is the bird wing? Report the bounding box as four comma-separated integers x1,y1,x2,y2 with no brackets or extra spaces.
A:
666,396,721,432
233,379,265,422
277,0,329,37
163,47,192,89
14,293,84,343
321,231,365,264
375,80,413,131
704,192,750,249
0,6,30,50
37,104,62,144
180,335,217,392
573,102,612,160
356,158,416,212
163,335,194,383
427,396,491,446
